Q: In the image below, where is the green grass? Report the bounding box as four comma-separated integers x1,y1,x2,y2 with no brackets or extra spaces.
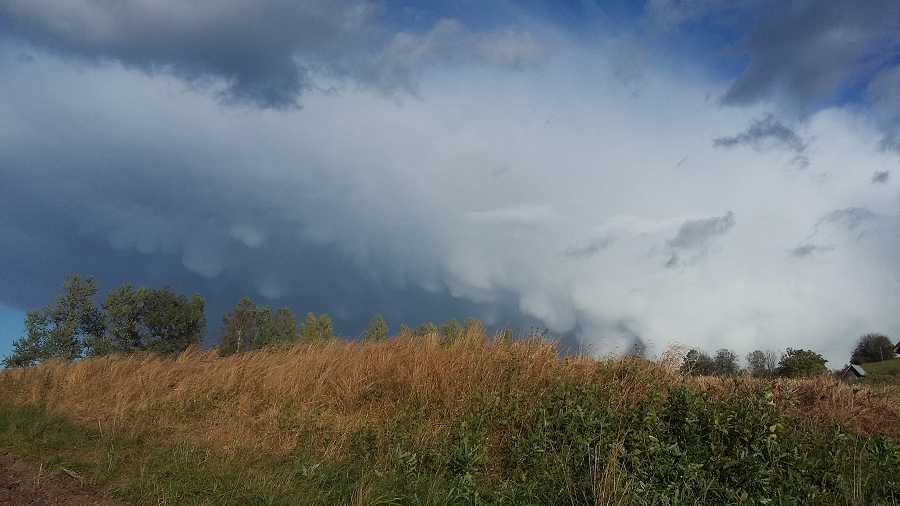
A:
3,381,900,505
857,358,900,376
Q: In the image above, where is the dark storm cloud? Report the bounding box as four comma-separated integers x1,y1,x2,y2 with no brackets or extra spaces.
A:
0,1,548,109
714,114,805,153
649,1,900,122
0,0,401,108
717,0,900,115
872,171,890,185
668,211,735,250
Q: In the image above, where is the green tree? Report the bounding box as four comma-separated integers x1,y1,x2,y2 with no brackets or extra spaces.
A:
299,312,333,343
711,349,740,376
850,333,895,365
680,349,714,376
317,314,333,341
3,274,105,368
776,348,828,378
300,312,319,343
271,307,297,345
363,314,388,342
746,350,778,378
103,285,205,356
439,318,463,344
413,322,438,339
462,317,487,342
218,298,270,355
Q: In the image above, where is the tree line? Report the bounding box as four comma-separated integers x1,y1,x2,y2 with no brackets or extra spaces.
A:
2,274,506,368
6,274,892,373
680,331,897,379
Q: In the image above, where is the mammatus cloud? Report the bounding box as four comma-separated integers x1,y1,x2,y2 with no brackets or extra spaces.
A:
0,0,545,108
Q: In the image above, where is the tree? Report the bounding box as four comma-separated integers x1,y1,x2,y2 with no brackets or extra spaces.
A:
299,312,333,343
680,348,714,376
463,317,487,342
413,322,438,338
218,298,269,355
850,333,895,365
3,274,105,368
776,348,828,378
317,314,333,341
746,350,778,378
104,285,205,356
711,349,740,377
363,314,388,342
271,308,297,345
439,318,463,344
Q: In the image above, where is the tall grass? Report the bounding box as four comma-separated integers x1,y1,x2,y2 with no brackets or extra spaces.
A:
2,333,900,504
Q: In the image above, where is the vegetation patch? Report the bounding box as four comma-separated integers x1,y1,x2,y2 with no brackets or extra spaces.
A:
3,337,900,504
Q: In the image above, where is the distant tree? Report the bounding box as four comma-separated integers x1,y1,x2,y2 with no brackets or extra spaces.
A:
271,308,297,344
746,350,778,378
317,314,333,341
850,333,896,365
680,348,714,376
439,318,463,344
363,314,388,342
398,324,413,336
104,285,205,356
218,298,280,355
500,328,515,343
413,322,438,338
3,274,105,368
300,312,318,343
463,317,486,342
776,348,828,378
711,349,740,376
299,312,333,343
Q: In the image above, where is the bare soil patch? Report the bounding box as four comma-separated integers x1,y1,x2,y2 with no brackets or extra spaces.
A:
0,450,128,505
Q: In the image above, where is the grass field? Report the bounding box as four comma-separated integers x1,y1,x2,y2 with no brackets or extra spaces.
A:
857,357,900,377
2,334,900,505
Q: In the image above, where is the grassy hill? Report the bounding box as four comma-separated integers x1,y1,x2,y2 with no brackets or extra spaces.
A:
2,335,900,505
858,357,900,377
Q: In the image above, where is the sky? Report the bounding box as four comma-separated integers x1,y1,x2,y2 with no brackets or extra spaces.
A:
1,0,898,368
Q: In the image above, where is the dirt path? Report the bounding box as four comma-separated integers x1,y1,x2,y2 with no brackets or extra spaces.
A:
0,451,129,505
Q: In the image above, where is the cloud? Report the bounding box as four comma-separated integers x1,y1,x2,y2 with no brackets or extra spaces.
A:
872,171,890,185
714,114,805,153
0,0,547,109
790,243,831,258
668,212,735,250
646,0,900,124
816,207,878,232
564,235,617,259
717,0,900,114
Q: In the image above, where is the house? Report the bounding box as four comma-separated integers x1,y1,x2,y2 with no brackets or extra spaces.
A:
893,341,900,355
839,364,867,384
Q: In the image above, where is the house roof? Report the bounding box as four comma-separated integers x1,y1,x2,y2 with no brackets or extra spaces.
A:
847,364,867,377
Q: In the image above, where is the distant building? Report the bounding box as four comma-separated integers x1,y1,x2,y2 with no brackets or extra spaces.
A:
839,364,866,384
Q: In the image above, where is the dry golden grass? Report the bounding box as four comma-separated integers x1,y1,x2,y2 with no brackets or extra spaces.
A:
2,334,900,465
